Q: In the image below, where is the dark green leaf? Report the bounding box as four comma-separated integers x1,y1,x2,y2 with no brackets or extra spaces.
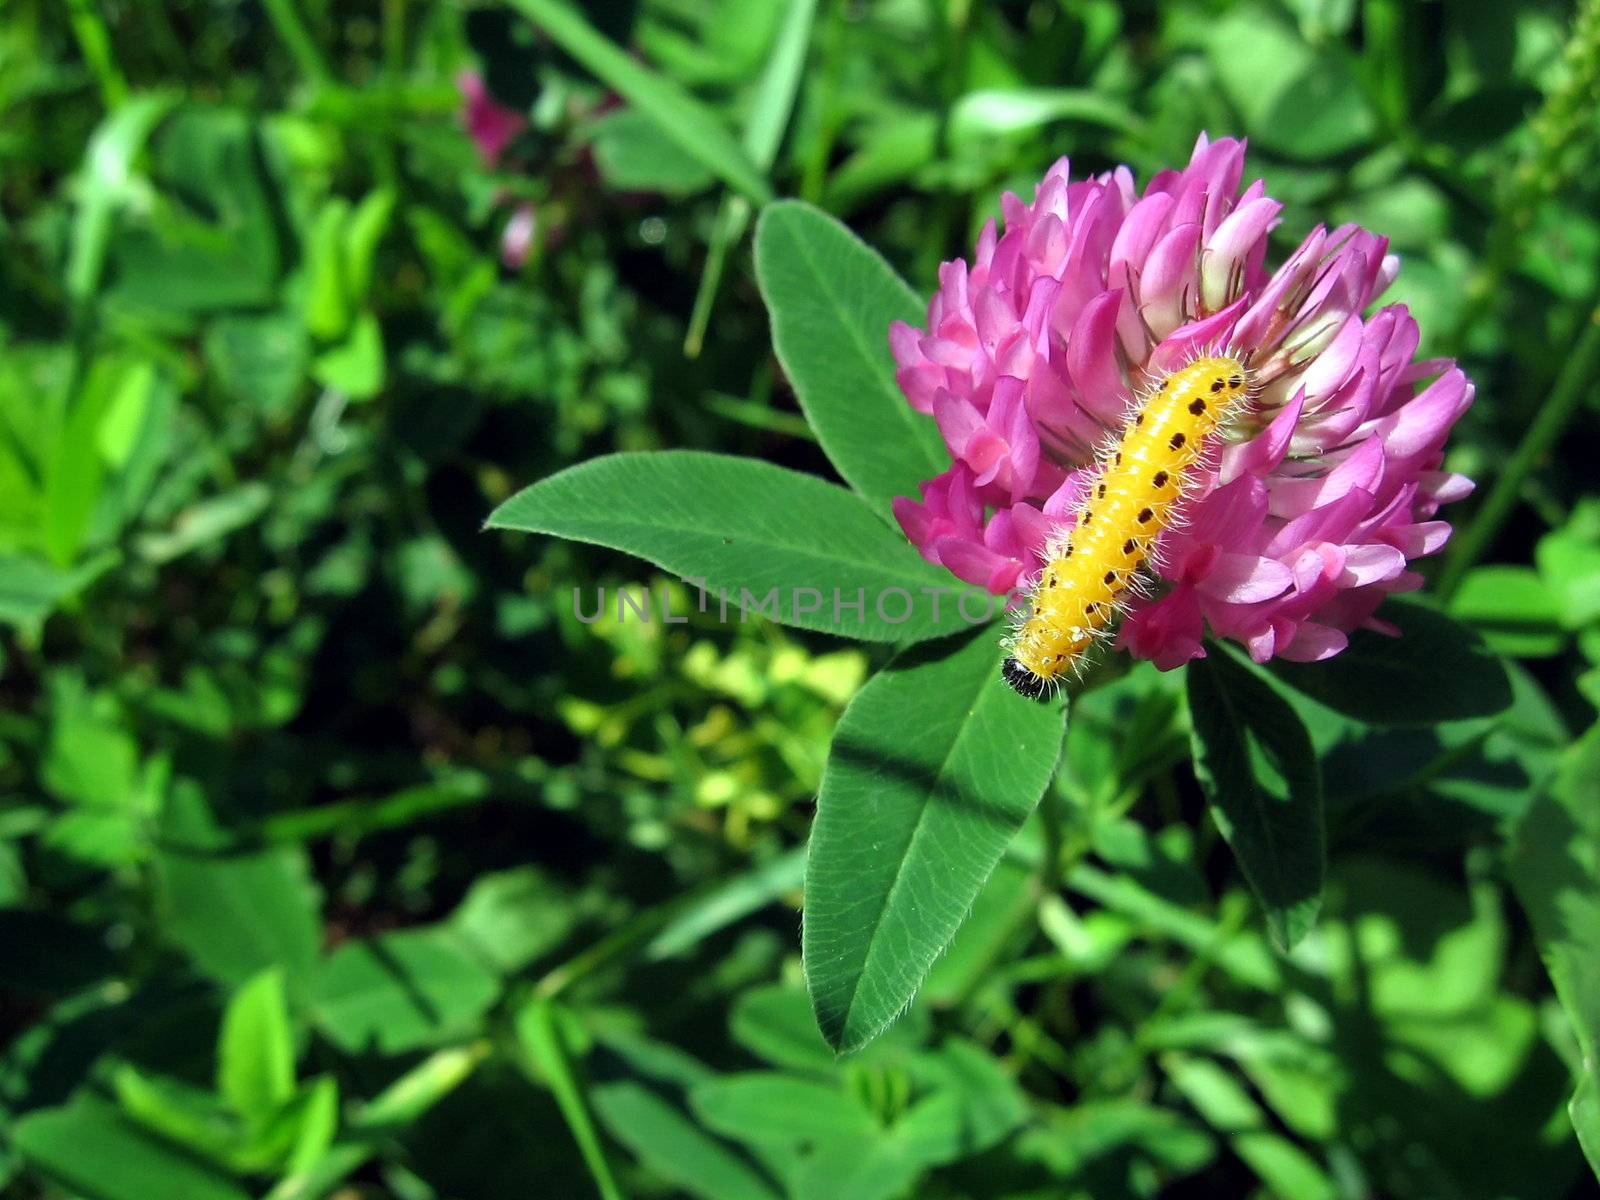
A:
313,928,501,1055
919,860,1033,1005
590,108,716,194
1165,1055,1337,1200
591,1082,781,1200
1018,1098,1216,1177
1187,650,1324,950
107,109,282,313
947,88,1138,143
13,1096,250,1200
1268,598,1512,726
43,361,116,567
645,848,805,960
729,984,841,1073
1537,517,1600,629
502,0,772,203
67,93,180,303
1509,726,1600,1176
690,1073,879,1145
1206,5,1375,158
907,1038,1029,1154
729,984,929,1074
136,483,272,564
204,313,309,419
157,787,322,997
448,867,576,974
0,554,95,627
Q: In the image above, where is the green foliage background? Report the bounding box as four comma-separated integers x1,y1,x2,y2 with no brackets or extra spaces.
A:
2,1,1600,1198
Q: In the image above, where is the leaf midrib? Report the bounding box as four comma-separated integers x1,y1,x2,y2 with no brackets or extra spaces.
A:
834,659,996,1047
493,508,943,585
1204,664,1294,910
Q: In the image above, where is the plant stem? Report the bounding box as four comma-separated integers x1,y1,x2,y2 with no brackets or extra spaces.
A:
799,0,847,205
262,0,335,87
516,1001,625,1200
1438,296,1600,599
63,0,128,109
1038,785,1064,895
684,196,750,358
264,1044,489,1200
1449,0,1600,352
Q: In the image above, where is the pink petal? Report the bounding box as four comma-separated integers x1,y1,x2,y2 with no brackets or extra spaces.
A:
1299,313,1365,403
933,390,985,456
1267,437,1385,518
892,495,940,556
1219,390,1304,484
1066,290,1129,422
1421,471,1475,505
1201,197,1282,311
1120,588,1207,670
1375,368,1473,459
1232,225,1327,350
1337,543,1407,586
1109,192,1176,280
501,204,536,269
936,538,1023,594
1007,503,1059,562
1380,520,1452,557
458,71,525,167
1280,622,1349,661
1247,623,1280,663
1139,222,1203,338
1147,298,1247,374
1196,553,1294,604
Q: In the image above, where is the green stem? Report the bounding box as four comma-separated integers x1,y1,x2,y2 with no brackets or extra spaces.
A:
1438,298,1600,599
1038,785,1064,895
683,196,750,357
262,0,335,86
63,0,128,109
532,897,682,1000
701,389,818,440
1361,0,1411,136
382,0,407,83
798,0,846,205
516,1001,626,1200
253,771,503,845
264,1044,488,1200
688,0,815,298
1449,0,1600,352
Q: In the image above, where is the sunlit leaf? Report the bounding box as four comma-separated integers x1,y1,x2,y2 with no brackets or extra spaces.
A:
804,631,1065,1051
755,201,949,519
488,452,983,643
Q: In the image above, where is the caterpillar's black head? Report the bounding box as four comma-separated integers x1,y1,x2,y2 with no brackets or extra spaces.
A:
1001,656,1051,701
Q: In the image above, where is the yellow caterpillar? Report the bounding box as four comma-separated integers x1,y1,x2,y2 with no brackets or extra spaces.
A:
1002,355,1250,698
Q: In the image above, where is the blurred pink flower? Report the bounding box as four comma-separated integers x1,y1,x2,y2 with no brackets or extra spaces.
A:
501,202,537,269
891,134,1474,669
457,70,525,167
